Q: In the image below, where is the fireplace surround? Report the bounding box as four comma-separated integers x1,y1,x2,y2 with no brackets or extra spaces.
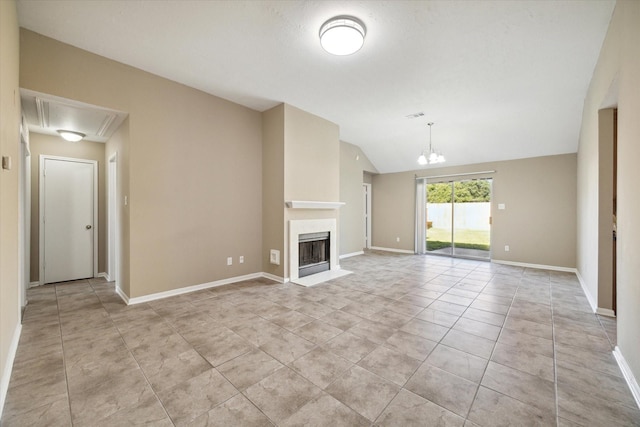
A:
289,218,338,282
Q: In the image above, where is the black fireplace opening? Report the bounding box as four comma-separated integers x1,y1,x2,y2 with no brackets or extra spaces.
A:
298,232,330,278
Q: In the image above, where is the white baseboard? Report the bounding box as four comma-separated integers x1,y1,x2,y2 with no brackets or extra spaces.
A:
262,272,288,283
28,281,39,288
596,308,616,318
126,272,266,305
97,272,110,281
613,346,640,410
115,285,129,304
0,323,22,419
339,251,364,260
575,269,598,313
491,259,576,273
370,246,414,254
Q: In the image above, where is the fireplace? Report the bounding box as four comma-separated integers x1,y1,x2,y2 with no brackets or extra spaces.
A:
298,232,330,278
288,218,338,282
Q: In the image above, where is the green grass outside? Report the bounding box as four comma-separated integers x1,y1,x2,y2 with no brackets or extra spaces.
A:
426,228,490,251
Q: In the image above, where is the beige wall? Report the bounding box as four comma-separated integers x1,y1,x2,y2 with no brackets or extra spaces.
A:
339,141,378,256
21,30,263,298
28,133,106,282
261,104,341,280
105,118,130,295
262,104,285,278
577,0,640,384
372,154,577,268
0,0,21,411
283,105,340,278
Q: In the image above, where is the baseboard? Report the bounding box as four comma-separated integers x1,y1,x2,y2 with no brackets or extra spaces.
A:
596,307,616,318
613,346,640,410
370,246,414,254
262,272,288,283
97,272,110,281
491,259,576,273
575,269,598,313
28,281,39,288
126,272,266,305
115,286,129,304
339,251,364,260
0,323,22,419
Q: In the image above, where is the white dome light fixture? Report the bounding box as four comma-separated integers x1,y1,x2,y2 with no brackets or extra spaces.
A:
319,16,366,56
57,130,85,142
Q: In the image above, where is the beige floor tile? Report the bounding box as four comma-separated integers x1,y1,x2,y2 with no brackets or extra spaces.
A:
259,330,315,364
358,345,421,386
194,328,255,367
244,367,322,424
376,389,465,427
218,348,284,390
384,330,438,361
405,363,478,418
187,394,273,427
320,310,364,330
441,329,495,359
270,310,315,331
0,397,71,427
452,317,501,341
426,344,488,383
491,342,555,382
157,368,238,426
281,392,369,427
326,365,400,422
415,308,460,327
558,384,640,426
468,386,555,426
139,348,212,392
481,361,556,416
324,331,378,363
347,319,396,344
294,320,343,344
400,318,450,342
497,328,553,358
289,347,352,389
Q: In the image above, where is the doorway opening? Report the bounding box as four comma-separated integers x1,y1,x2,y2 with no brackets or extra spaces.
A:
425,179,492,260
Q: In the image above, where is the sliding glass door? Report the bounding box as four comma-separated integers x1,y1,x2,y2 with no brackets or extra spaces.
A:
425,179,492,259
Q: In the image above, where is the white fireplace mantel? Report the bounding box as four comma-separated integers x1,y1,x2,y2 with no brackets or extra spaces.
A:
286,201,345,209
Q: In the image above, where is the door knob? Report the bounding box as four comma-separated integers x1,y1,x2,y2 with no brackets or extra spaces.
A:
86,225,92,230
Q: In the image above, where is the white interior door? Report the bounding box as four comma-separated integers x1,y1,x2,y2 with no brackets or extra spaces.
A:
41,156,96,284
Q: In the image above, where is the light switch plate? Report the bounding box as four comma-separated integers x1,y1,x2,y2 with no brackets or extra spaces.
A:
270,249,280,265
498,203,505,210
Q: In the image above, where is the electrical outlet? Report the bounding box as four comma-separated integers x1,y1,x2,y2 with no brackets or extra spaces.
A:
227,257,233,266
505,245,510,252
239,256,244,264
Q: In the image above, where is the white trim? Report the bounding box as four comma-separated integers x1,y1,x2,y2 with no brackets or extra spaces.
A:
291,269,352,287
29,281,40,288
613,346,640,410
370,246,415,254
98,272,110,281
286,201,346,209
340,251,364,260
115,286,129,304
363,183,372,249
596,308,616,318
576,269,598,313
39,155,98,285
0,323,22,419
262,272,288,283
491,259,576,273
125,273,266,305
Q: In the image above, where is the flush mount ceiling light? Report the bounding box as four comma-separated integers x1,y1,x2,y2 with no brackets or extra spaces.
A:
319,16,366,56
418,122,446,165
57,130,85,142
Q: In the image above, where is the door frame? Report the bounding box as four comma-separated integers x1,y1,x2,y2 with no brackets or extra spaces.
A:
363,183,372,249
19,121,30,311
107,152,119,284
39,155,98,284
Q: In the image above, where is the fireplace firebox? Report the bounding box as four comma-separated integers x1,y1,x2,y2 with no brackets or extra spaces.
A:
298,232,330,278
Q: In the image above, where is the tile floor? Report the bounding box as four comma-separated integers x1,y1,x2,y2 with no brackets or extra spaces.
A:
2,251,639,426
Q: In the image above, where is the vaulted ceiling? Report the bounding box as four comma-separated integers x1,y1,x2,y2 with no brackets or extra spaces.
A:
17,0,615,173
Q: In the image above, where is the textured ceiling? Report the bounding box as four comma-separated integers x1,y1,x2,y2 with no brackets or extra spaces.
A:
17,0,615,173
